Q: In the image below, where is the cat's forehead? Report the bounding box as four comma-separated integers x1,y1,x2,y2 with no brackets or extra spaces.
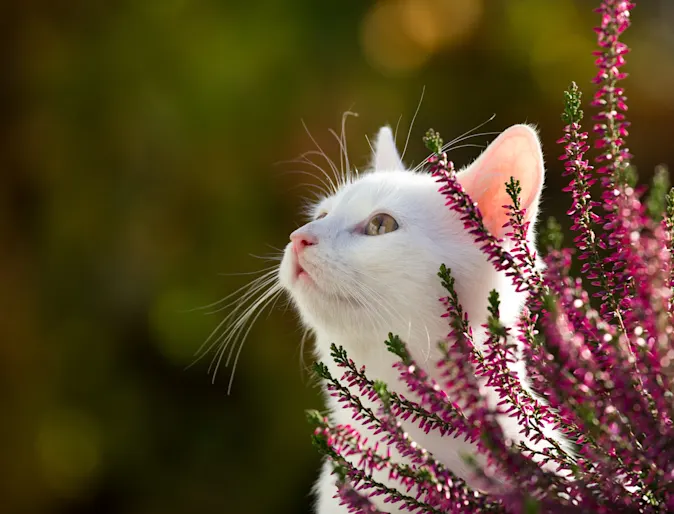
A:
313,170,431,216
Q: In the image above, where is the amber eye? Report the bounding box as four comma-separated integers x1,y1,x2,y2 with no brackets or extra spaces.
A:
315,212,328,220
364,213,399,236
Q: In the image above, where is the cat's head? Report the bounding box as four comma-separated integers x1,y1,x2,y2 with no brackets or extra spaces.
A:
279,124,545,347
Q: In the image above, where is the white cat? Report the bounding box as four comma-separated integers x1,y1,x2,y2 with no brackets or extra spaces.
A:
277,124,567,513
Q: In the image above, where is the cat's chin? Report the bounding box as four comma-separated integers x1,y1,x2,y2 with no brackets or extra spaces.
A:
286,281,358,312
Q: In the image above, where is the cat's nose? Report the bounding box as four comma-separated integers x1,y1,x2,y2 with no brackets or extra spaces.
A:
290,230,318,254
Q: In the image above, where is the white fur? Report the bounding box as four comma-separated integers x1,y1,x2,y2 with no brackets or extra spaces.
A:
278,125,565,513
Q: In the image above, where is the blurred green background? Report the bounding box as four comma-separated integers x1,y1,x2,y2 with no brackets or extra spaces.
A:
2,1,673,513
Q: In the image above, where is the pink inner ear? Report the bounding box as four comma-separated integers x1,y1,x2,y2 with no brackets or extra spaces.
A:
459,125,544,238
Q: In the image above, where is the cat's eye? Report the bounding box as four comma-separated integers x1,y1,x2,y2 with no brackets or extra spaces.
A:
315,212,328,220
364,213,399,236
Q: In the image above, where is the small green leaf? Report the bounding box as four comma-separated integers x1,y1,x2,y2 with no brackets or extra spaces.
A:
540,216,564,251
330,344,350,367
541,293,558,315
311,432,338,459
331,463,348,482
437,264,456,295
305,409,325,426
486,290,508,338
487,290,500,318
313,361,331,380
505,177,522,211
646,165,670,221
385,333,410,365
373,380,391,408
423,129,444,155
561,81,583,125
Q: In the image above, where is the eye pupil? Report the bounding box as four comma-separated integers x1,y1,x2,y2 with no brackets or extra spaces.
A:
365,213,398,236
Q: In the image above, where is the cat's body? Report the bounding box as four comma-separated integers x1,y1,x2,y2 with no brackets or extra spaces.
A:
275,124,566,513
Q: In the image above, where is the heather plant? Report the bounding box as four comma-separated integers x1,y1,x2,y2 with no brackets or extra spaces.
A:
307,1,674,512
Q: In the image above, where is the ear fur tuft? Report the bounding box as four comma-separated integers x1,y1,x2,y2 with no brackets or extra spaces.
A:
372,126,405,172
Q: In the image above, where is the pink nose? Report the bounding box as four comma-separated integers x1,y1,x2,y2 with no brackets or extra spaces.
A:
290,230,318,254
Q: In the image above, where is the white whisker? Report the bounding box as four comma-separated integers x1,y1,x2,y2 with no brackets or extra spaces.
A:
393,113,403,144
203,271,278,315
189,268,280,374
328,110,358,185
328,129,347,184
216,265,280,278
248,253,283,263
281,170,332,197
443,143,487,153
298,327,313,382
442,131,499,152
297,153,341,194
208,284,283,388
441,113,497,151
341,110,357,183
222,288,284,394
264,244,285,253
412,114,498,172
401,86,425,162
301,120,343,190
423,325,432,364
276,158,336,195
186,267,279,314
287,183,331,199
364,134,375,157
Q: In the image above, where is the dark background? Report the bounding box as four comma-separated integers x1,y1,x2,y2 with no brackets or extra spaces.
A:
1,1,673,513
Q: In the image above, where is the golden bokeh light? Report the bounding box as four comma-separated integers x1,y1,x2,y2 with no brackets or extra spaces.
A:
361,1,431,76
361,0,483,75
401,0,483,52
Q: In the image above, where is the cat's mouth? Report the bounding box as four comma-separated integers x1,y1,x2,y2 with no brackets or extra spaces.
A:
292,254,313,284
294,261,309,280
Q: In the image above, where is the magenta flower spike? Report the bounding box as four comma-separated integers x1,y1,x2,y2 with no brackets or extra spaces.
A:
592,0,634,184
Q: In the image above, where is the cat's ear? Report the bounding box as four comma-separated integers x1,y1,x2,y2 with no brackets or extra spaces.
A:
372,126,405,172
457,124,544,238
